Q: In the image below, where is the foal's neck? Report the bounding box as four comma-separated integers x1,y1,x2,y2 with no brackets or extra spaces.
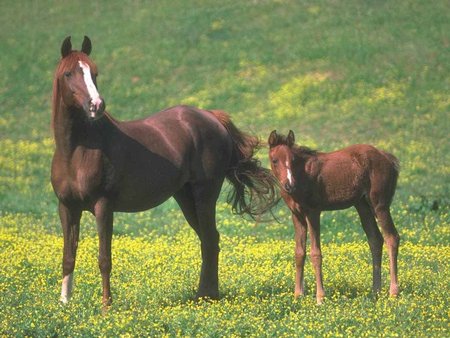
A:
293,147,315,162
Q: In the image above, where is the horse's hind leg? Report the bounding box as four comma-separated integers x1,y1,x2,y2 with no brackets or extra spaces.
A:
355,199,383,295
174,184,201,237
59,202,81,303
177,181,222,300
370,193,400,297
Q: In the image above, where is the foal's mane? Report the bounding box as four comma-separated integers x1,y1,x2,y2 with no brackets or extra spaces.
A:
271,134,318,157
292,145,318,157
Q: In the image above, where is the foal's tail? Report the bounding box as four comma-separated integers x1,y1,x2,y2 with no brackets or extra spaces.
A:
381,150,400,205
382,151,400,175
209,110,279,219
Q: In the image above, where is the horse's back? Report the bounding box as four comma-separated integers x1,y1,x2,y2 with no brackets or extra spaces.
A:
105,106,233,211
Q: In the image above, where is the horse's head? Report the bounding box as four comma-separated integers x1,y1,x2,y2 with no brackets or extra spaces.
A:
55,36,105,121
268,130,297,194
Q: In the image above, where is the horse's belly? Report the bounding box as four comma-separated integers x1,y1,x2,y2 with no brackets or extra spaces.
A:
112,173,185,212
113,191,174,212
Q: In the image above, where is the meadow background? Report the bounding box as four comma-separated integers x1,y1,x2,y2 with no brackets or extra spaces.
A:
0,0,449,336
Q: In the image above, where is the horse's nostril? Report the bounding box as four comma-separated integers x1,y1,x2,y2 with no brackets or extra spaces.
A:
88,98,105,117
98,99,105,113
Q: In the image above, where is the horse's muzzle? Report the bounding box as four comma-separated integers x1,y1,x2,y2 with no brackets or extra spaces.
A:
88,97,105,120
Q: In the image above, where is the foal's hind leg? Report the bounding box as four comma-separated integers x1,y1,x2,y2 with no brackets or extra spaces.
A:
176,181,222,300
355,199,383,295
373,204,400,296
370,192,400,296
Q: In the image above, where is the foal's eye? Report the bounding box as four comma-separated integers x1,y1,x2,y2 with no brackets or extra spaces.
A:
64,71,72,77
272,159,278,165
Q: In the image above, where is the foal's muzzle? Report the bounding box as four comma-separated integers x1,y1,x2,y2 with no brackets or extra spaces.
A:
284,182,296,194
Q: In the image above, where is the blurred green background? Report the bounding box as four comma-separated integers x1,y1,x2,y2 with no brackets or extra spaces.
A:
1,0,448,238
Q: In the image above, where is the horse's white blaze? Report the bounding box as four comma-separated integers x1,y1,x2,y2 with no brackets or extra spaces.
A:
60,273,74,304
286,161,294,185
78,61,102,110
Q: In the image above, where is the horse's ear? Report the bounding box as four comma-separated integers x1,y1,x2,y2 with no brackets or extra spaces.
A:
81,36,92,55
268,130,278,148
61,36,72,58
287,130,295,147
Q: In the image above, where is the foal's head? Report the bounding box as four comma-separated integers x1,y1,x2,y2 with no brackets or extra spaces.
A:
268,130,297,193
54,36,105,121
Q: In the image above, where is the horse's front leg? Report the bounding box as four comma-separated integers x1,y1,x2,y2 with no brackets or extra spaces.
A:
306,211,325,304
292,211,307,298
94,198,114,308
59,202,81,303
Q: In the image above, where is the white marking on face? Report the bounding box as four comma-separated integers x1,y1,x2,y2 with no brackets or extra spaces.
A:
78,61,102,107
60,273,74,304
286,161,293,185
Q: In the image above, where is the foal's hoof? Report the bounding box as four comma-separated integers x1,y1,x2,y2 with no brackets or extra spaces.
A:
316,296,325,305
101,297,112,314
294,291,305,299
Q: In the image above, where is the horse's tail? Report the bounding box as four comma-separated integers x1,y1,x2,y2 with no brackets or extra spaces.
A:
209,110,279,219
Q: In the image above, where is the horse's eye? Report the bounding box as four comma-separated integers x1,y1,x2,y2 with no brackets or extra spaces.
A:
64,71,72,77
272,159,278,165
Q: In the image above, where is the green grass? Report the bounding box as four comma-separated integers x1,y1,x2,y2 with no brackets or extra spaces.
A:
1,0,449,336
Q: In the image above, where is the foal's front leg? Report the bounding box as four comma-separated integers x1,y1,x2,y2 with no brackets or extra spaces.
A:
306,211,325,304
292,211,307,298
94,198,114,308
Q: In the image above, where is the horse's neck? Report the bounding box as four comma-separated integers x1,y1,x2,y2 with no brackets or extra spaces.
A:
53,104,103,159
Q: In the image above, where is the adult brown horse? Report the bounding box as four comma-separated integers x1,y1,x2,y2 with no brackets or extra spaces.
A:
268,130,400,303
51,36,278,307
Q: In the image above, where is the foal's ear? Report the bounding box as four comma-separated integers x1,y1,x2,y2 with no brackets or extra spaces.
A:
81,36,92,55
287,130,295,147
61,36,72,58
268,130,278,148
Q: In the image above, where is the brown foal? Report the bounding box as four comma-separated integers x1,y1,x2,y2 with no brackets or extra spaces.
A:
268,130,400,303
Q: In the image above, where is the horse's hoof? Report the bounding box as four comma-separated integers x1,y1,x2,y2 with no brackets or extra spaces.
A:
316,295,325,305
389,285,400,297
195,290,219,302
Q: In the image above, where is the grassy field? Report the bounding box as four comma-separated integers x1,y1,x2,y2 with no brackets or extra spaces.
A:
1,0,449,336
